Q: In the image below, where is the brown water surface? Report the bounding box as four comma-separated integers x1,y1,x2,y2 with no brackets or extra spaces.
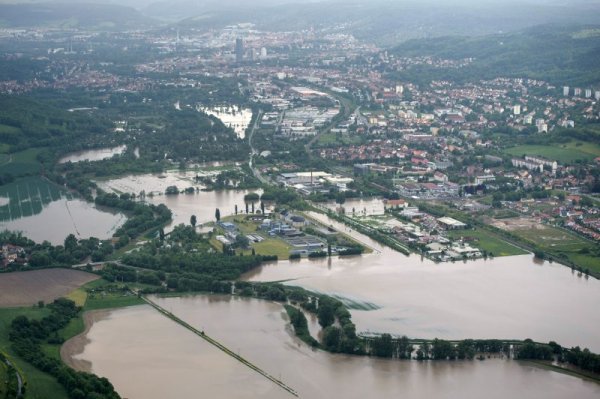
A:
243,212,600,352
65,296,600,399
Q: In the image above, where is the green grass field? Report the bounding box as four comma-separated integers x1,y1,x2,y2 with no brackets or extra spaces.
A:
316,132,364,147
512,225,600,274
251,239,292,260
505,141,600,164
0,307,68,399
0,148,43,177
447,228,527,257
0,177,67,222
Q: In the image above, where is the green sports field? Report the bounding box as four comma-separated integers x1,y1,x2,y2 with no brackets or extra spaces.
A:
504,141,600,164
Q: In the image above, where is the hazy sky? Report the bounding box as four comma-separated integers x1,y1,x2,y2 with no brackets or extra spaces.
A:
1,0,588,6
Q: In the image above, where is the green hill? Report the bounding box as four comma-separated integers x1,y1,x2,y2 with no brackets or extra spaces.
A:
390,24,600,87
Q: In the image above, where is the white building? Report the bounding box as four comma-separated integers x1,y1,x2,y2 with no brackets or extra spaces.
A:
475,175,496,185
513,105,521,115
563,86,570,96
512,158,543,173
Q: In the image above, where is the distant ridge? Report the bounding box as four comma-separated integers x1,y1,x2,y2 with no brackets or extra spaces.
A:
0,2,154,29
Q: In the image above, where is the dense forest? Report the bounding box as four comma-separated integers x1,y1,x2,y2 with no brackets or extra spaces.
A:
0,95,113,152
391,25,600,87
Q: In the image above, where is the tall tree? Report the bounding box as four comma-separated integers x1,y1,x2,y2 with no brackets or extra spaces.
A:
64,234,78,252
190,215,197,227
215,208,221,222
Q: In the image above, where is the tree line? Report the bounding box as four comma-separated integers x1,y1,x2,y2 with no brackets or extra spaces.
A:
9,298,121,399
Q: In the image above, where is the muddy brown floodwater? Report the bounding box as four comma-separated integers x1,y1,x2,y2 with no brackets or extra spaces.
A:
0,199,126,245
242,211,600,352
63,296,600,399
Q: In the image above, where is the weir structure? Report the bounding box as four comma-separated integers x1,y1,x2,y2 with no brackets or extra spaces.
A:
140,295,299,397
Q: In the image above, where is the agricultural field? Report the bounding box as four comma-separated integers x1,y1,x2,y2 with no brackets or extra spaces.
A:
0,177,67,222
0,269,99,307
447,228,527,257
0,148,43,177
504,140,600,164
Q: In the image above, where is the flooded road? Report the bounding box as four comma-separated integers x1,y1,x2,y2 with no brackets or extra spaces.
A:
64,296,600,399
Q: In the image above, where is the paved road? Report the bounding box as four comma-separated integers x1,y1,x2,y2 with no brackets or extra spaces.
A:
3,357,23,398
248,110,270,185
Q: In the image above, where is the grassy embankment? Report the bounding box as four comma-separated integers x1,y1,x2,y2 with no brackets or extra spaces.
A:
0,279,144,399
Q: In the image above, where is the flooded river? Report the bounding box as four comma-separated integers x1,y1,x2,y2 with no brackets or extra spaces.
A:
64,296,600,399
242,212,600,352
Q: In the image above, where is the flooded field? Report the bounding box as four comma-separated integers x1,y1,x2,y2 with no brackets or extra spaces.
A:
58,145,127,164
0,196,126,245
64,296,600,399
144,188,262,229
95,170,207,196
322,197,386,216
96,171,260,229
243,212,600,352
199,105,253,139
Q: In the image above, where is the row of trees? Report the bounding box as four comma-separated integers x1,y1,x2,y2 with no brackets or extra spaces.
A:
95,192,172,240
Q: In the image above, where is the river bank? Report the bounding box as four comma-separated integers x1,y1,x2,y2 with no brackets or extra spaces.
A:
60,309,112,373
60,294,600,399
